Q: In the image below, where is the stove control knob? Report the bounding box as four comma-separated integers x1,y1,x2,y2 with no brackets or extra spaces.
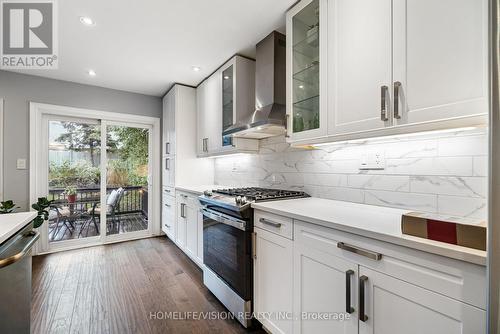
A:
241,196,247,204
235,196,242,204
203,190,213,197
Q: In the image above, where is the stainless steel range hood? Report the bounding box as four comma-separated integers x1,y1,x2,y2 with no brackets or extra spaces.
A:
223,31,287,139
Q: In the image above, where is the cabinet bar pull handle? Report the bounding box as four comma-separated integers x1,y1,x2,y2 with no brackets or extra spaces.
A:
359,275,368,322
259,218,282,228
166,142,170,154
380,85,389,121
180,203,186,218
165,158,170,171
337,242,382,261
164,203,171,207
345,270,355,314
252,232,257,259
164,223,171,228
394,81,402,119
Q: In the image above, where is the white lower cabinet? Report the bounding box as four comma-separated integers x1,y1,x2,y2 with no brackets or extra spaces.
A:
174,191,203,267
293,240,358,334
253,210,486,334
254,227,294,334
161,191,176,240
358,266,486,334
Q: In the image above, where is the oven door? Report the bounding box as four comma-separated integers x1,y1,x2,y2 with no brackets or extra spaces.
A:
202,207,252,300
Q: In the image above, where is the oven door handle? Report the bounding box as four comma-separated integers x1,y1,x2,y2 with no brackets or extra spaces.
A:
201,208,247,231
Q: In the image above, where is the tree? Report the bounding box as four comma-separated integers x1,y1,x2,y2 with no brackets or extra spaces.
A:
55,122,117,166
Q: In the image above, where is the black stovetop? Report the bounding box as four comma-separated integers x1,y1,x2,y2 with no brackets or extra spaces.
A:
213,187,309,202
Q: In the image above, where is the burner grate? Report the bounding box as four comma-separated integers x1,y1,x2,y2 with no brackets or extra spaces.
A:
213,187,309,202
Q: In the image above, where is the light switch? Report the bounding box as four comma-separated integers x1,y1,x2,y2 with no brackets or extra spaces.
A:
16,158,27,170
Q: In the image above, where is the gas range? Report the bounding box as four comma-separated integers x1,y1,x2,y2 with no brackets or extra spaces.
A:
199,187,310,212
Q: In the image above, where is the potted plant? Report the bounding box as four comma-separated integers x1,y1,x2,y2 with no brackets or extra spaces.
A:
0,200,18,214
31,197,53,228
64,186,77,203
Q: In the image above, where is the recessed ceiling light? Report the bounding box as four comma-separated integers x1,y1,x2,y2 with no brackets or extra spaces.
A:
79,16,95,26
87,69,96,77
224,75,230,80
192,66,201,72
298,85,304,89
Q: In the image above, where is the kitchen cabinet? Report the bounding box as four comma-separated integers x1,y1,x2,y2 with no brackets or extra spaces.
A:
254,227,294,334
392,0,488,127
326,0,392,135
162,84,213,244
286,0,328,142
293,237,358,334
286,0,488,145
253,210,487,334
161,190,176,240
358,266,486,334
196,56,259,157
174,190,203,267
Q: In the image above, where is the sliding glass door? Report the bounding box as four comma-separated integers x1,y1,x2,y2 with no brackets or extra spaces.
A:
105,122,151,238
41,114,155,251
47,117,102,243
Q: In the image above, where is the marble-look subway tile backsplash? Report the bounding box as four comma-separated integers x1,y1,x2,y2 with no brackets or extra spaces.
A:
214,129,488,220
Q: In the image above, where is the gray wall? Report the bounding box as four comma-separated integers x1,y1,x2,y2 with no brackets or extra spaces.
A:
0,70,162,210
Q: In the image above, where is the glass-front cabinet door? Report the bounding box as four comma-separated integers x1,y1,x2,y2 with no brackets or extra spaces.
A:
286,0,327,141
222,64,234,147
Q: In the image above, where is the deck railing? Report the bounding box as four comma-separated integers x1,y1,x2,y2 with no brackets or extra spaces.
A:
48,185,148,216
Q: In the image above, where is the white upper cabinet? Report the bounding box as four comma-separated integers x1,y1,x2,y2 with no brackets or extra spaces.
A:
327,0,393,135
392,0,488,126
286,0,328,141
286,0,488,145
196,56,259,157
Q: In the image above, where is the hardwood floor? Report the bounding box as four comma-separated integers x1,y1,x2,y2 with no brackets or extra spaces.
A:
31,237,265,334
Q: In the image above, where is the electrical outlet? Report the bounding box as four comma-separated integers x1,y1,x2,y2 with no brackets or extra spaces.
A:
16,158,27,170
359,151,385,170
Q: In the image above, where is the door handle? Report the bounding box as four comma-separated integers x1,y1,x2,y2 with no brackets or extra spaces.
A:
259,218,282,228
337,242,382,261
345,270,355,314
359,275,368,322
394,81,402,119
0,231,39,269
380,85,389,121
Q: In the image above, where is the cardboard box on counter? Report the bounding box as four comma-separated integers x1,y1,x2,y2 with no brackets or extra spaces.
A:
401,212,486,251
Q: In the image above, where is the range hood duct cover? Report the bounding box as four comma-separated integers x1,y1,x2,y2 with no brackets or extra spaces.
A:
223,31,287,138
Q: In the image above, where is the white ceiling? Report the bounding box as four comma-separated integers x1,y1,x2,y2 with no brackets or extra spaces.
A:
6,0,295,96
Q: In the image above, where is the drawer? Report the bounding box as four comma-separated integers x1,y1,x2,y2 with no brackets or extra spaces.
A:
162,195,176,235
162,186,175,197
177,191,200,208
294,220,487,309
254,210,293,240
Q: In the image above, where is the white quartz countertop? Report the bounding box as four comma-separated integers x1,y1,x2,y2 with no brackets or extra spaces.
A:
252,197,486,266
175,185,232,195
0,212,37,244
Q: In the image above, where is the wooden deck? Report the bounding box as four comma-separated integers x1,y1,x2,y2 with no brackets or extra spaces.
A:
31,237,265,334
48,213,148,242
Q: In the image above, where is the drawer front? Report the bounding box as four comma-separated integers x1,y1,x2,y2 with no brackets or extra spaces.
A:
162,195,176,236
163,186,175,197
177,191,200,209
294,220,487,310
254,210,293,240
